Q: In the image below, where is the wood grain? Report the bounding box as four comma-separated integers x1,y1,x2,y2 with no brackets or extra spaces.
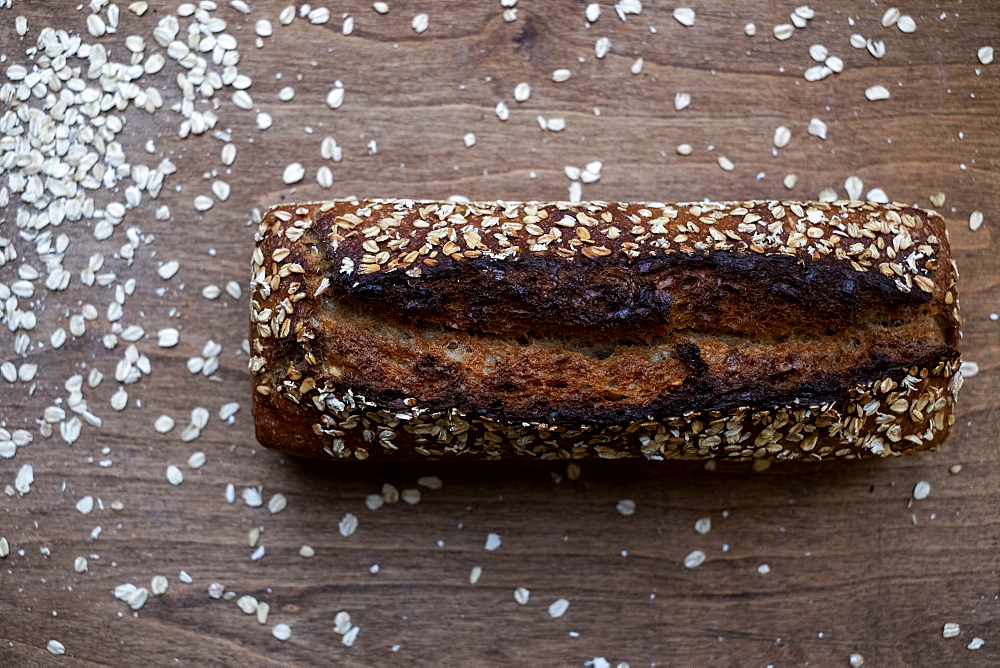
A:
1,1,998,665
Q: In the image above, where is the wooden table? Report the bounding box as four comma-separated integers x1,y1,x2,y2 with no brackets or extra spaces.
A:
2,1,997,665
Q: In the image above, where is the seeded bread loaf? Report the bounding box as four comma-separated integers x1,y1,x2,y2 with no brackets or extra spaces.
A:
250,199,962,462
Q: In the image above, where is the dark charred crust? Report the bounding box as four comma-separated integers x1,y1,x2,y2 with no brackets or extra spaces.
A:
674,342,708,376
331,249,932,337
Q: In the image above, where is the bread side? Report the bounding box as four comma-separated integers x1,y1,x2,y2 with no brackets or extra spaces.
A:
250,199,962,461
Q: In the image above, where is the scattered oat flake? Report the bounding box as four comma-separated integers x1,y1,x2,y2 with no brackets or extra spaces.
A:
866,188,888,203
272,623,292,641
219,402,241,421
595,36,611,59
47,640,66,656
15,464,33,495
237,595,259,615
484,533,502,551
514,82,531,102
809,44,829,62
897,15,916,33
694,517,711,534
514,587,530,605
166,465,184,486
268,493,288,514
865,85,891,101
552,68,571,82
74,556,88,573
417,476,443,490
717,156,735,172
76,496,95,515
463,133,476,148
151,575,169,595
154,416,175,433
849,654,864,667
794,6,815,20
978,46,995,65
844,176,864,201
243,487,263,507
673,7,695,26
805,65,832,82
282,162,305,184
382,483,400,503
342,626,360,647
157,261,180,280
969,211,984,231
616,499,636,516
128,587,149,610
469,566,483,584
868,40,887,59
411,13,429,33
545,117,566,132
299,545,315,558
339,513,359,537
773,126,791,148
674,92,691,111
157,328,179,348
401,488,421,504
773,24,794,41
757,564,771,575
684,550,706,568
317,166,334,188
193,195,214,212
334,610,352,634
968,638,984,650
943,623,961,638
548,598,570,618
912,481,931,500
808,117,828,139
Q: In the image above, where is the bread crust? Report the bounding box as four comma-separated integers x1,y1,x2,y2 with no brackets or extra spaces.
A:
250,199,962,461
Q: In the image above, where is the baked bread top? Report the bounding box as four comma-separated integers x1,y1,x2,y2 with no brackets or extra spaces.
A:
258,198,958,336
251,199,960,427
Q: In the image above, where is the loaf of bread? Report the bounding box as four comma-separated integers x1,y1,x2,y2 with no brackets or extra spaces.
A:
250,199,962,462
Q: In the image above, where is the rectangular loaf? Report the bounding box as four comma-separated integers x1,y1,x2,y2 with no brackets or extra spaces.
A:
250,199,962,461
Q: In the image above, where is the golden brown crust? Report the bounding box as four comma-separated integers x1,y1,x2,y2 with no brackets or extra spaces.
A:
250,199,962,462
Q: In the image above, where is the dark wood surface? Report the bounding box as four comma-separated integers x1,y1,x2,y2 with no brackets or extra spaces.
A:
1,1,998,665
